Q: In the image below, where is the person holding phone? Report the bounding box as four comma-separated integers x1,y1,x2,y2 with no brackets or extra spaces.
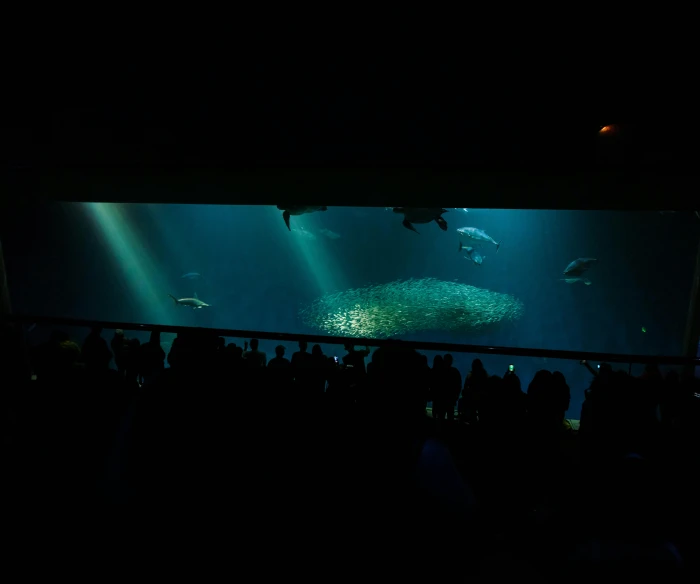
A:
342,343,371,374
580,360,612,378
580,359,599,377
242,338,267,368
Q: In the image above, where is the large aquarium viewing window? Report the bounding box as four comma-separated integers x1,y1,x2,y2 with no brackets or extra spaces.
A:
3,203,698,359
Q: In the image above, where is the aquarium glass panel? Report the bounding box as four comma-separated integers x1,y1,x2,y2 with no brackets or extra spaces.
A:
3,203,697,362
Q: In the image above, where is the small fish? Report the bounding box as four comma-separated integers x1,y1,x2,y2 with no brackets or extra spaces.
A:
458,241,484,265
456,227,500,252
291,227,317,241
561,277,591,285
563,258,597,277
168,292,211,309
181,272,202,280
319,228,341,240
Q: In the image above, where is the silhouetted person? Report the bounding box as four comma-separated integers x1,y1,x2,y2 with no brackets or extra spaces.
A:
32,330,69,381
341,343,370,396
526,369,571,434
268,345,293,407
460,358,488,424
521,370,575,514
579,369,652,463
224,342,244,370
139,329,166,386
580,359,613,379
0,323,28,387
370,347,425,418
124,338,141,388
418,353,431,409
434,354,461,420
660,370,681,426
167,336,180,368
111,329,128,377
430,355,444,417
551,371,572,423
268,345,291,372
80,330,123,422
309,344,328,395
638,363,664,426
291,340,310,367
342,343,370,374
291,340,313,395
81,326,112,372
325,354,347,399
230,344,244,364
478,374,506,427
243,338,267,368
500,369,526,430
641,362,663,384
53,339,83,381
579,359,598,377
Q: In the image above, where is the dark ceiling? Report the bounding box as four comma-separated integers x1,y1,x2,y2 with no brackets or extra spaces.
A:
2,61,697,209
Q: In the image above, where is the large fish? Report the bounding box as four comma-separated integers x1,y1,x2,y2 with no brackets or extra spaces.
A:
458,241,484,265
291,227,317,241
393,207,448,233
181,272,202,280
457,227,500,252
277,205,328,231
168,292,210,309
561,277,591,285
563,258,597,277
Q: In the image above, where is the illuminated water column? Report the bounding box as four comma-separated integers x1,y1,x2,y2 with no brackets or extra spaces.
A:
0,237,11,317
83,202,170,325
683,234,700,378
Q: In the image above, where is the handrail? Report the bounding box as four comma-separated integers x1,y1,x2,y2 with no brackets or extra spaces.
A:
5,313,700,367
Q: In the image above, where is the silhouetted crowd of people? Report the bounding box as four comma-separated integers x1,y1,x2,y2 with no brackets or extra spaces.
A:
2,322,700,575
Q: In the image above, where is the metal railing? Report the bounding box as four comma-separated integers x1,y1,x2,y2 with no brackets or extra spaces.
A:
5,313,700,368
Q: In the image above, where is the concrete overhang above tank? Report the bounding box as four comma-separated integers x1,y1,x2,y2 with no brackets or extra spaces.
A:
3,166,698,211
3,120,698,210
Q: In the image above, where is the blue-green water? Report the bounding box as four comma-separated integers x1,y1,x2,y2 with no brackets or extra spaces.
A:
3,204,698,416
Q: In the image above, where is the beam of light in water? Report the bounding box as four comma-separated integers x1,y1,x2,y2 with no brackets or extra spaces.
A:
141,202,218,334
145,203,200,278
270,206,347,298
141,203,344,323
82,202,170,325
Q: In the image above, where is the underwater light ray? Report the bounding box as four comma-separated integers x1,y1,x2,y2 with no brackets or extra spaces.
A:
270,206,347,297
145,203,201,277
83,202,170,324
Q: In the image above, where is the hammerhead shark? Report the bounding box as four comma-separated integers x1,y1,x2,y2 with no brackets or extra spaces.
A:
168,292,210,309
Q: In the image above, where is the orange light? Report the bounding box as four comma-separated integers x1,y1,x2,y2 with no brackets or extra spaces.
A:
599,125,617,134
